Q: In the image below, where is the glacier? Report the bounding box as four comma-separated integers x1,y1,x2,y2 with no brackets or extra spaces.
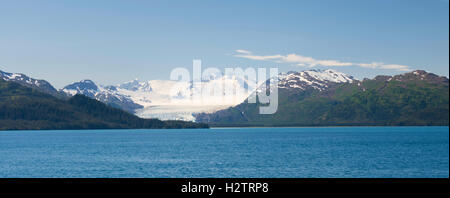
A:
61,69,355,122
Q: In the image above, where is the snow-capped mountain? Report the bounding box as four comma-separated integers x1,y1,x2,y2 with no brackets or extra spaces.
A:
61,69,355,121
62,80,99,98
61,73,259,121
119,79,152,92
277,69,355,90
195,69,449,126
0,69,61,97
62,80,143,113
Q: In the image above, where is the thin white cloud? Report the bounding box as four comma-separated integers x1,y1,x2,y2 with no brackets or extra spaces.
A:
235,49,252,54
233,50,411,71
235,54,283,61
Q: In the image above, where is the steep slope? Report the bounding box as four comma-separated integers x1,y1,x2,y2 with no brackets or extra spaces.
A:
62,80,143,113
0,79,208,130
195,70,449,126
0,69,62,98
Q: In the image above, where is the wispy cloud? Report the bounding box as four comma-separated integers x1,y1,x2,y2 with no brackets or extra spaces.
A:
234,50,411,71
235,49,252,54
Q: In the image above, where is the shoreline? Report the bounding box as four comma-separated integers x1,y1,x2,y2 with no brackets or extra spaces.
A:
1,125,448,132
210,125,450,129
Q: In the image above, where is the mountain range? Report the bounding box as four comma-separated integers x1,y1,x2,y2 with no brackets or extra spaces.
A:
0,76,207,130
196,70,449,126
1,68,448,127
59,69,359,121
61,74,257,121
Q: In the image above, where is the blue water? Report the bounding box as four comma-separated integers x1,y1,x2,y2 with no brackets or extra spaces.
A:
0,127,448,178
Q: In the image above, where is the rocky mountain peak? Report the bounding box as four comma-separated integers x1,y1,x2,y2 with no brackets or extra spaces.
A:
63,79,99,92
0,69,59,97
277,69,354,90
118,79,152,92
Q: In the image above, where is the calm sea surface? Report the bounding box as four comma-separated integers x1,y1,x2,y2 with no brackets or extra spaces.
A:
0,127,448,178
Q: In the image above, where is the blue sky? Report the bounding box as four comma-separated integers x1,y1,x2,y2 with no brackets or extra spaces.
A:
0,0,448,88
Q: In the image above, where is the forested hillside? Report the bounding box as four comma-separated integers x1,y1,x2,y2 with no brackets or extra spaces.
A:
0,79,208,130
196,70,449,126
